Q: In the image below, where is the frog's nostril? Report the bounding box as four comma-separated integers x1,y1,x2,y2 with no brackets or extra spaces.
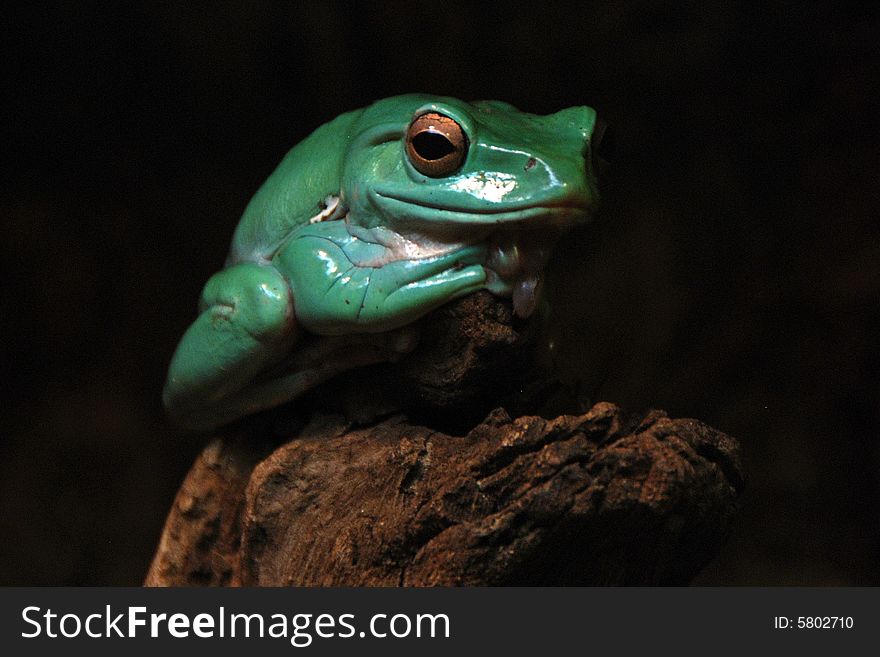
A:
591,119,614,173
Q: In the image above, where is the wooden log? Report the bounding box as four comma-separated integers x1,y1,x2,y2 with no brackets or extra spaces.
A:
146,293,743,586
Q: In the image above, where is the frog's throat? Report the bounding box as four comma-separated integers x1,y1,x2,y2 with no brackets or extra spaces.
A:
342,217,476,267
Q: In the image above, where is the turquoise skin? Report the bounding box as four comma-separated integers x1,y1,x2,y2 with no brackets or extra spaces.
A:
164,94,602,430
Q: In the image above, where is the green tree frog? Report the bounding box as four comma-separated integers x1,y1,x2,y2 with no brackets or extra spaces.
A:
164,94,607,430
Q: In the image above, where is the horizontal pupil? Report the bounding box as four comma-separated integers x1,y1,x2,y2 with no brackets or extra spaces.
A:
412,131,455,161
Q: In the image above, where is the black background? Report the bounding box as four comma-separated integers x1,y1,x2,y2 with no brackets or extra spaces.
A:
1,1,878,585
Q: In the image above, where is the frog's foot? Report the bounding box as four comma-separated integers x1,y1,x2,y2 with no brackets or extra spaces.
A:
163,257,426,430
174,326,420,431
163,262,297,430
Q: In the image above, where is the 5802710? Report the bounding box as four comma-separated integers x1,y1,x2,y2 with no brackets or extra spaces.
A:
773,617,854,629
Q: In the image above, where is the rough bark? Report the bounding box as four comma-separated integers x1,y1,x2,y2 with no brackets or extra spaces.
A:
146,293,743,586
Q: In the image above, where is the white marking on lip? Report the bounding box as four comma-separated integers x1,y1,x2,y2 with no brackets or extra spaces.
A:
449,173,517,203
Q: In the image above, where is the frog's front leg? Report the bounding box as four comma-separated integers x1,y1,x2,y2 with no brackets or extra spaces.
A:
163,262,298,429
281,232,487,335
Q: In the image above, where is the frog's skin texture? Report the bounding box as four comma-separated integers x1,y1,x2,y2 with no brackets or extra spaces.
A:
164,94,602,430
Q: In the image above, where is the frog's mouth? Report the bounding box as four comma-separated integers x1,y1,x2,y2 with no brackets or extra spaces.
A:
371,189,589,228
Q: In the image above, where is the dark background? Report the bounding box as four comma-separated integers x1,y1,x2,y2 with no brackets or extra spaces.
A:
1,1,878,585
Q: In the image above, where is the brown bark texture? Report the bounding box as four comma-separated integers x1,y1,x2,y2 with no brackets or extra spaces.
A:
146,293,743,586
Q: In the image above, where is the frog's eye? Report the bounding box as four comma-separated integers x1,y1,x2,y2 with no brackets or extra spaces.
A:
406,112,468,177
591,118,614,174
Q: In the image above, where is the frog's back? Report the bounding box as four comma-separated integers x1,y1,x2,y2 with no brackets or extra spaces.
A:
227,109,361,265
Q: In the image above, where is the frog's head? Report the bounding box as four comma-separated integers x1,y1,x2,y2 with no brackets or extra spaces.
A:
341,94,610,316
